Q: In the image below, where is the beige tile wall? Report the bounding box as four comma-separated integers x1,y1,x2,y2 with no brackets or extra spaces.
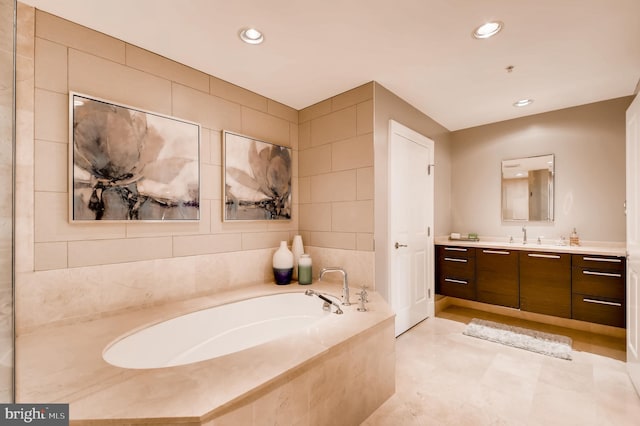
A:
15,6,380,330
15,7,302,330
298,83,374,251
0,0,15,403
31,9,299,271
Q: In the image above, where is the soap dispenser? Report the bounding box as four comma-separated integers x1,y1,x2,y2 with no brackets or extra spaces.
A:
570,228,580,246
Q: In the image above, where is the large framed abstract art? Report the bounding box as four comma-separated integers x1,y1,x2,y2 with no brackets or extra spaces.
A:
70,92,200,222
223,131,292,221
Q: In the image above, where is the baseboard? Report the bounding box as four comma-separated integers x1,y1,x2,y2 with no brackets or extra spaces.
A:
438,295,626,340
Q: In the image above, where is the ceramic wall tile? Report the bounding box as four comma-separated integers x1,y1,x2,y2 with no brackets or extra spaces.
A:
299,99,331,123
332,200,374,233
34,139,67,192
125,44,209,93
298,144,331,177
210,76,268,113
34,88,67,143
68,236,173,267
268,99,298,124
172,233,242,257
34,37,67,93
357,99,374,135
68,49,172,115
240,106,290,147
332,133,374,171
357,167,374,200
310,106,357,146
172,82,241,132
310,170,357,203
331,82,373,111
35,10,125,63
299,203,331,232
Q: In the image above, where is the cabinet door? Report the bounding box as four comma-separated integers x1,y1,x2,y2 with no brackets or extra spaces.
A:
519,251,571,318
477,249,519,308
436,246,476,300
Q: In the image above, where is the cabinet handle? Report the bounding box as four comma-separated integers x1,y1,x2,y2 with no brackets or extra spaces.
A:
583,257,622,263
583,270,622,278
582,298,622,307
527,253,561,259
483,250,510,255
444,247,467,252
444,257,468,263
445,278,468,285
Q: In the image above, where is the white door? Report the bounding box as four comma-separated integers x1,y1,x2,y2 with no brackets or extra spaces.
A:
389,120,434,337
626,93,640,393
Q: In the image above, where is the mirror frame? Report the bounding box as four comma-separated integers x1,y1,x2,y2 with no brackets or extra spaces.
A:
501,154,555,223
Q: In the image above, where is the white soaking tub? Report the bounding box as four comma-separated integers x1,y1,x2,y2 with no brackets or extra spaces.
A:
103,292,333,369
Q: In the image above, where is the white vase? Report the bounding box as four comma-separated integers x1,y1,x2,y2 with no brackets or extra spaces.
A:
273,241,294,285
291,235,304,280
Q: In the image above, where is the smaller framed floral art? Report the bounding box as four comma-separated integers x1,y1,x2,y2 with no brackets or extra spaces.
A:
223,131,292,221
69,92,200,222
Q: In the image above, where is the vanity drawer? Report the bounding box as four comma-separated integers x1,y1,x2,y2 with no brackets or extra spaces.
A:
572,294,625,328
572,254,625,272
572,267,625,299
438,246,475,259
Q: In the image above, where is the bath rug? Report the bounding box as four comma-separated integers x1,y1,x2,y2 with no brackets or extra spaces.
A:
463,318,572,360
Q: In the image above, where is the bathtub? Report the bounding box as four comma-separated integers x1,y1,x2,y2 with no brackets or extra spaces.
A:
103,292,334,369
20,283,395,424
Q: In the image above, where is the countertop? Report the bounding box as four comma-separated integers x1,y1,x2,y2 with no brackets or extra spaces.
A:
435,236,626,257
16,281,394,424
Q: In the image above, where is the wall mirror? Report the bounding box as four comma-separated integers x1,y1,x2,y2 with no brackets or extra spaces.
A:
501,154,554,222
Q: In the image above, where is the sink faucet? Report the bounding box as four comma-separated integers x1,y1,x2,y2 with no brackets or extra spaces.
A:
522,225,527,245
319,267,351,306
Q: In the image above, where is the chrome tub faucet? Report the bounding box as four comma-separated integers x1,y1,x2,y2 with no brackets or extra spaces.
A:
319,267,351,306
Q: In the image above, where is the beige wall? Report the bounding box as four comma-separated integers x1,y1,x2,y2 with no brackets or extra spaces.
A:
0,0,15,402
450,96,632,242
297,83,374,251
16,7,302,331
373,82,452,301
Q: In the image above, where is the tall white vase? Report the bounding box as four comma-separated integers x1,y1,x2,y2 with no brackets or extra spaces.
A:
291,235,304,280
273,241,294,285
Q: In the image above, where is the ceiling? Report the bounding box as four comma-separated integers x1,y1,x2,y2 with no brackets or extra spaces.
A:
20,0,640,131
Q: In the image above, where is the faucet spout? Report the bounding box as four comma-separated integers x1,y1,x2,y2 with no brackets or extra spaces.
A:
522,225,527,245
319,267,351,306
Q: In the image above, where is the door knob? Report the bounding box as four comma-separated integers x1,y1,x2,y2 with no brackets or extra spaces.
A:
395,242,408,249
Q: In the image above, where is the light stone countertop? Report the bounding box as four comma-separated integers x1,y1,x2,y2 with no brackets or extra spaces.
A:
16,281,394,424
435,236,626,257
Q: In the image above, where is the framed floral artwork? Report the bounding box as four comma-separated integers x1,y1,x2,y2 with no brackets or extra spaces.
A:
69,92,200,221
223,131,292,221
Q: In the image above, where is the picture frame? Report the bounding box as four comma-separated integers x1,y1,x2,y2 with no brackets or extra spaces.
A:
69,92,200,222
223,131,292,221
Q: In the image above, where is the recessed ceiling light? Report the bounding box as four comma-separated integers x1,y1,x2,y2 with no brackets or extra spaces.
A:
239,27,264,45
513,98,534,107
472,21,503,39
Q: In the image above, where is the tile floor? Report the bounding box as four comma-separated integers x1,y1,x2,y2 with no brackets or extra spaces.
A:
363,307,640,425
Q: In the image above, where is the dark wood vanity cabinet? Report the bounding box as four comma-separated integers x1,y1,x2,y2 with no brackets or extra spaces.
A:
571,254,626,327
476,248,519,308
519,251,572,318
436,246,476,301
